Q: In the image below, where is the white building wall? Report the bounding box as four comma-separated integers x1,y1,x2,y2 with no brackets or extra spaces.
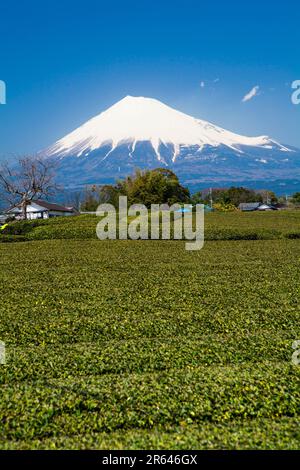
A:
27,211,49,220
8,202,75,219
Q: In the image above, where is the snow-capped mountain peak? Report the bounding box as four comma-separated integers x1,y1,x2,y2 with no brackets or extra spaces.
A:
42,95,300,190
44,95,291,162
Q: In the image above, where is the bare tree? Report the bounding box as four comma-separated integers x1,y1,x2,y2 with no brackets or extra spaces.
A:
0,156,58,220
63,190,82,212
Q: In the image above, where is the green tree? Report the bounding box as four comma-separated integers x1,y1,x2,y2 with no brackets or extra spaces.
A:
80,169,190,209
226,187,262,206
197,186,263,207
191,191,205,205
291,192,300,204
117,168,190,207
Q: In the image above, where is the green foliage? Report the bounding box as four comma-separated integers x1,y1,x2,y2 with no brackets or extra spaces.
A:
117,168,191,207
199,186,263,207
79,169,191,210
1,219,44,235
291,192,300,204
212,202,238,212
0,237,299,449
190,191,205,205
80,184,121,211
225,187,262,206
0,234,27,243
2,417,299,450
1,210,300,242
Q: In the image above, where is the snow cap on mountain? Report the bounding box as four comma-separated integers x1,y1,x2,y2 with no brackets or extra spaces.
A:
45,95,290,161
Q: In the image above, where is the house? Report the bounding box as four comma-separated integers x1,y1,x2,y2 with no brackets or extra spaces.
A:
257,203,277,211
238,203,261,212
0,214,7,226
7,200,78,220
238,202,277,212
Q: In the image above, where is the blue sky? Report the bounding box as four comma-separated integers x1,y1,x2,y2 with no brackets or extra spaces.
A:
0,0,299,156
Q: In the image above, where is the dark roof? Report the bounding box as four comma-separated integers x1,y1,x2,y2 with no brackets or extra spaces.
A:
8,200,75,213
238,202,261,211
34,200,75,212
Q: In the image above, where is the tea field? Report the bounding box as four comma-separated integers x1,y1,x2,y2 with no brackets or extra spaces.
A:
2,209,300,242
0,212,300,449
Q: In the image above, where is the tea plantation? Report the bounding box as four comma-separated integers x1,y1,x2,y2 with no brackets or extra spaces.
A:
0,212,300,449
2,209,300,242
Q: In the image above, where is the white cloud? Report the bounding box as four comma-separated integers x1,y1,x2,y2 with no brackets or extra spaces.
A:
200,81,205,88
213,78,220,83
242,85,260,103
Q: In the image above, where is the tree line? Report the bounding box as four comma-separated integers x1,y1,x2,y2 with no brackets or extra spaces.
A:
80,169,294,211
1,156,300,216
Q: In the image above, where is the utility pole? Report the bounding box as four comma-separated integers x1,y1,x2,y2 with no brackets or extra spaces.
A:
285,194,291,207
210,187,213,209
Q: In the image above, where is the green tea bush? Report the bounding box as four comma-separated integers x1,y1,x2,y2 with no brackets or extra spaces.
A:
0,238,299,449
1,211,300,241
285,231,300,239
2,219,45,235
0,234,27,243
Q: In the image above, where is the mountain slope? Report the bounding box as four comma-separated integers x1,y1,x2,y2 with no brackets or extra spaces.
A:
42,96,300,188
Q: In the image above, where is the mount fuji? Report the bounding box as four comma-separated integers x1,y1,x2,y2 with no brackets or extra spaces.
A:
42,96,300,191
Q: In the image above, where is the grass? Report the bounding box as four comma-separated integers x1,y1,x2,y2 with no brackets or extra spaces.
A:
0,212,300,449
1,210,300,241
